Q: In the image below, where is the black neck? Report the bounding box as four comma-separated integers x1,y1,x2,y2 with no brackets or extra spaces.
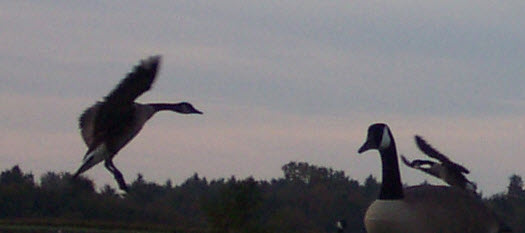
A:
150,103,185,112
378,141,404,200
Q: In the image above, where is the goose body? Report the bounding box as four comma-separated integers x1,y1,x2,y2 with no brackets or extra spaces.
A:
365,186,499,233
401,155,477,191
73,56,202,191
358,123,508,233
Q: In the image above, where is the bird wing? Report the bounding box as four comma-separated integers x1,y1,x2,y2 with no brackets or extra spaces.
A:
400,155,416,167
414,135,470,174
401,155,435,168
103,55,161,105
89,56,161,145
79,102,103,147
401,155,443,179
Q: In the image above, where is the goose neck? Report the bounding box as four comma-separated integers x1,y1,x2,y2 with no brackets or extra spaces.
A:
378,143,404,200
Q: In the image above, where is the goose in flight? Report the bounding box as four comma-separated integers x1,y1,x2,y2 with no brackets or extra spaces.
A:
401,135,476,191
73,55,202,191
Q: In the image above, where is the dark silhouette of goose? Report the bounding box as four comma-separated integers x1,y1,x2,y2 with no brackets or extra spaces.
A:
73,55,202,191
401,135,476,191
358,123,510,233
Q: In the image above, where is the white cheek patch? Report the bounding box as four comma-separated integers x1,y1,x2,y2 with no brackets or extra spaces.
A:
379,126,391,149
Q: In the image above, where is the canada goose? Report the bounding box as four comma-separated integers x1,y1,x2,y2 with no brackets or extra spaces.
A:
400,135,476,191
73,56,202,191
358,123,509,233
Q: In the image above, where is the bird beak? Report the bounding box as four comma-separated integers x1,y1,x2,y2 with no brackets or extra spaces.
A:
358,140,373,154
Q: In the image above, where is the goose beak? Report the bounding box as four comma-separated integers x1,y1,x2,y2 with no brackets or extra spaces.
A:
358,140,373,153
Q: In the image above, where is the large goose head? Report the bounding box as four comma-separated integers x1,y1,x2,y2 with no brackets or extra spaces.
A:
358,123,393,153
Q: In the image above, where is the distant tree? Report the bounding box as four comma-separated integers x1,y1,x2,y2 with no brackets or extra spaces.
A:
204,176,264,233
282,161,351,185
508,174,524,198
0,165,36,217
100,184,118,197
127,173,168,204
0,165,34,186
40,172,95,194
37,172,96,218
363,175,379,199
0,162,520,233
165,179,173,189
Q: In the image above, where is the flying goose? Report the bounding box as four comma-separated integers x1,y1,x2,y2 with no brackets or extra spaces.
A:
400,135,476,191
73,56,202,191
358,123,510,233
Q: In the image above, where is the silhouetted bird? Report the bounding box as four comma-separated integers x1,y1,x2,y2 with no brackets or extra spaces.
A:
401,135,476,191
73,56,202,191
358,123,509,233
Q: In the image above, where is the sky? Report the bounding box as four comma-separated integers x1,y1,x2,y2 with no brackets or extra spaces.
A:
1,1,524,195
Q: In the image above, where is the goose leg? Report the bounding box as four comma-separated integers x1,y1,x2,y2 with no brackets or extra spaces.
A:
104,159,128,192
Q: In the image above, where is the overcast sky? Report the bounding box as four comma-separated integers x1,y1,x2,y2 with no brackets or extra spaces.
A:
1,1,524,195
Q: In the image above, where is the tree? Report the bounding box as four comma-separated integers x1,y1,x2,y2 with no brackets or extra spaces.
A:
363,175,379,200
507,174,524,198
0,165,36,217
204,177,264,233
0,165,34,186
0,162,520,232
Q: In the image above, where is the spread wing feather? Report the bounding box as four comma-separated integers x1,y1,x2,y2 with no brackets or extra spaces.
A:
103,55,161,105
415,135,470,174
79,102,103,147
401,155,435,168
78,56,161,149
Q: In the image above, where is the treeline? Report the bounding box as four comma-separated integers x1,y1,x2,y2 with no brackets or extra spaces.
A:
0,162,524,233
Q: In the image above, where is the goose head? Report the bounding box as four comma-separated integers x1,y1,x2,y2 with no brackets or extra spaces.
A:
174,102,203,114
151,102,203,114
358,123,403,200
358,123,393,153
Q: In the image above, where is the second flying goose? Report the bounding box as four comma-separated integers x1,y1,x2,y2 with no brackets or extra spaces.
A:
401,135,476,191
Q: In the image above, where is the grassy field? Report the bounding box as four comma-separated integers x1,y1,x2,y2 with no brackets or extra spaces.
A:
0,225,166,233
0,219,175,233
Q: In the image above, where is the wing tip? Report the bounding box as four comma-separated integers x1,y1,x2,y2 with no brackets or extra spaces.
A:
414,135,437,155
414,135,426,146
400,154,411,166
141,55,162,70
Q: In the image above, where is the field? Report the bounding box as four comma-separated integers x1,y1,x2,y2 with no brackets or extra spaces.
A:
0,219,174,233
0,225,163,233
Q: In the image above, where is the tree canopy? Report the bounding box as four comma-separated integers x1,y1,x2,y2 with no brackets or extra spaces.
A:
0,163,522,233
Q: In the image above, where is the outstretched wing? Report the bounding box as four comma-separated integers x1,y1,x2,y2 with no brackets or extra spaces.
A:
78,102,103,147
401,154,443,179
103,55,161,105
79,56,161,150
400,155,413,167
415,135,470,174
400,155,435,168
